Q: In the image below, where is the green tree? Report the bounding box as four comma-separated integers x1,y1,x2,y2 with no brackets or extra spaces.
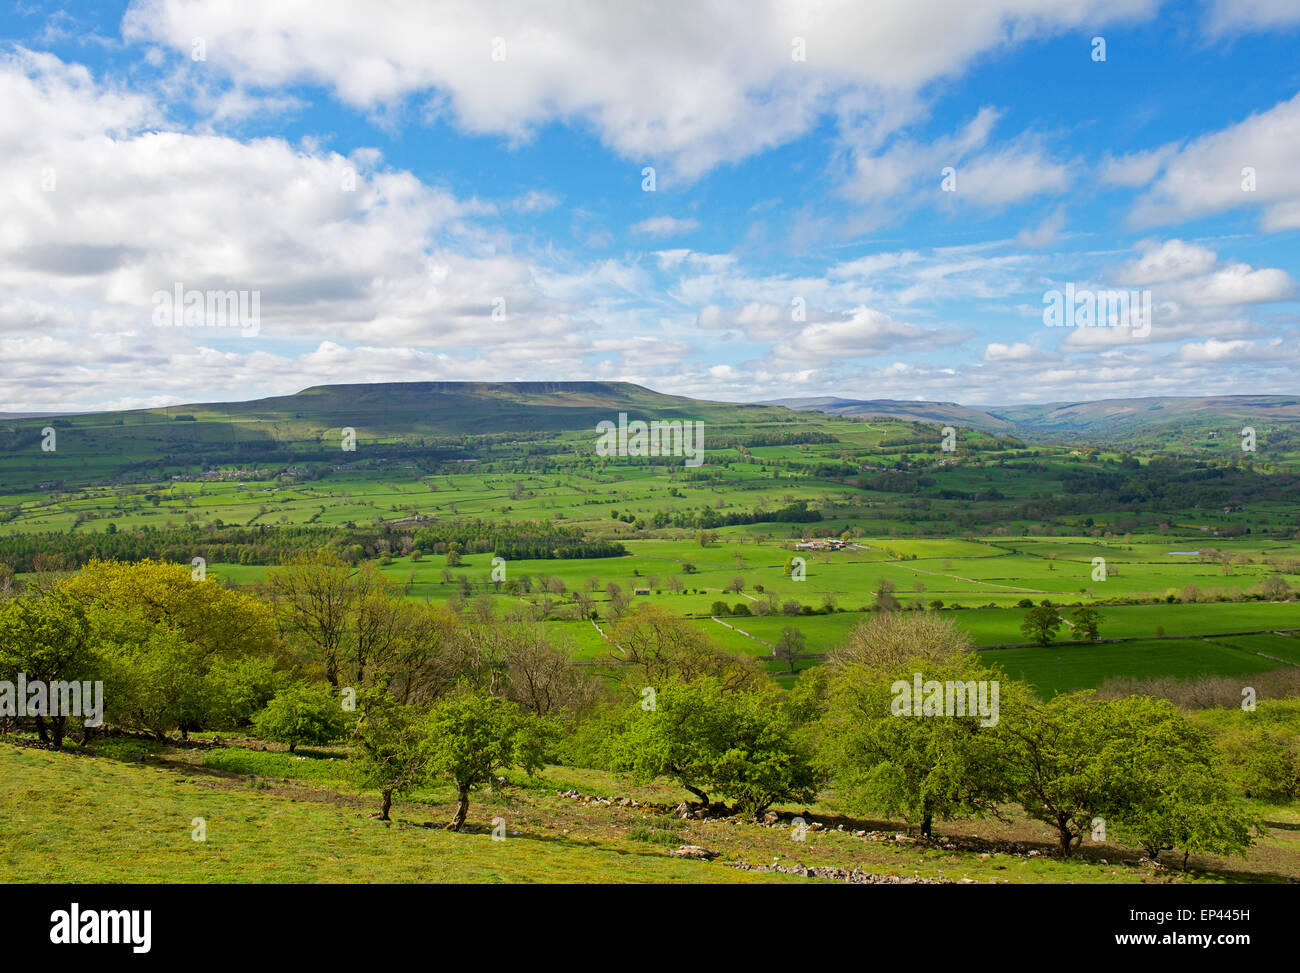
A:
93,609,209,741
420,688,554,831
822,654,1023,837
208,655,291,728
1070,606,1102,641
612,678,821,818
1020,604,1062,645
348,691,428,821
0,590,96,747
1001,692,1250,860
252,683,347,753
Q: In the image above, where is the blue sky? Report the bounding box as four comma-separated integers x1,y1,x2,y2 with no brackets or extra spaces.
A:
2,0,1298,411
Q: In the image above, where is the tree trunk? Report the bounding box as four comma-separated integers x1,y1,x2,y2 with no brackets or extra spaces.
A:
448,785,470,831
379,788,392,821
51,716,65,750
34,715,49,744
683,784,710,808
289,742,297,753
921,811,933,839
1057,816,1073,857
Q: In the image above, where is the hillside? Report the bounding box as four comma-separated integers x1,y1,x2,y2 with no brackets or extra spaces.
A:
767,397,1017,432
772,394,1300,441
0,382,802,490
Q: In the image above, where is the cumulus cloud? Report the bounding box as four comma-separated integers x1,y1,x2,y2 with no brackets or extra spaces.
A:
771,306,970,362
121,0,1160,180
1129,92,1300,232
631,216,700,237
839,106,1072,213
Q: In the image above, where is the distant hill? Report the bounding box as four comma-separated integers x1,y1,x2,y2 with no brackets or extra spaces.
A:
0,382,799,489
771,394,1300,440
996,395,1300,436
176,380,779,435
767,397,1017,432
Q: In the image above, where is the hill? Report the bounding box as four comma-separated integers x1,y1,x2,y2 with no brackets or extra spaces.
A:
771,394,1300,441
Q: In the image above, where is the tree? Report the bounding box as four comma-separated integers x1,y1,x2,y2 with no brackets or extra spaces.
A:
821,654,1022,837
370,601,462,706
831,611,971,672
0,590,96,747
67,558,276,665
252,683,347,753
612,678,821,818
93,608,209,741
609,604,760,693
208,655,291,728
1070,605,1102,642
495,623,601,721
1020,604,1062,645
348,691,429,821
873,579,900,612
774,626,805,674
1000,692,1249,860
265,551,362,687
419,688,553,831
999,691,1114,856
1116,766,1257,869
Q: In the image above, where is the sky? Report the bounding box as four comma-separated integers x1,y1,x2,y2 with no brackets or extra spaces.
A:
2,0,1299,412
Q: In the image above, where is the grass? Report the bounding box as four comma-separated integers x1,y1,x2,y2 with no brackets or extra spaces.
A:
0,744,789,884
977,638,1281,696
4,740,1298,884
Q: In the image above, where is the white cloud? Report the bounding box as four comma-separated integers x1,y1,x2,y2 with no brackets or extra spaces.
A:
1205,0,1300,34
121,0,1160,180
631,216,700,237
1114,238,1218,285
1129,91,1300,232
984,341,1038,361
839,106,1071,211
511,189,561,213
771,305,969,362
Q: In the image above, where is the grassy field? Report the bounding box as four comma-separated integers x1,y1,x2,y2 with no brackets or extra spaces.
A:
6,740,1297,884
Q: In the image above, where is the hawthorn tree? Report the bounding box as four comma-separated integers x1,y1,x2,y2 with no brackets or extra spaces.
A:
1000,691,1253,860
611,678,822,818
821,653,1025,838
0,590,95,748
252,683,347,753
420,688,554,831
348,691,429,821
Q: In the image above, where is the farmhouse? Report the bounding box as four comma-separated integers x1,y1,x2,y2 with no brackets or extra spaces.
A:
795,538,847,551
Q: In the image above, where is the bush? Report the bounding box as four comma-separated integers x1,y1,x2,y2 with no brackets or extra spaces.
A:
252,684,348,753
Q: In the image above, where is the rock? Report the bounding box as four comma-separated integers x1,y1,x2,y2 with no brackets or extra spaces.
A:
671,845,719,861
762,811,780,825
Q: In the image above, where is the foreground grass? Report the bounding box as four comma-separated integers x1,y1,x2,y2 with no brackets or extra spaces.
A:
0,744,791,883
5,740,1298,884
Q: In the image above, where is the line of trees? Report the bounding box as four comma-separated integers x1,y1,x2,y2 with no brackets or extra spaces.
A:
0,557,1279,861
